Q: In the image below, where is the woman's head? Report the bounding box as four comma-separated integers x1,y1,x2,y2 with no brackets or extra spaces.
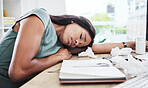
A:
50,15,96,48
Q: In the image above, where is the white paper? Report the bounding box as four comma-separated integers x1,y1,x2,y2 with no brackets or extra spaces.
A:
61,59,113,68
60,67,125,77
134,53,148,61
142,60,148,69
111,54,148,77
110,47,132,56
78,47,97,58
60,59,125,78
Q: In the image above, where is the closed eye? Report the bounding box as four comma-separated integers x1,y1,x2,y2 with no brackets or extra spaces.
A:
84,34,86,42
80,33,82,39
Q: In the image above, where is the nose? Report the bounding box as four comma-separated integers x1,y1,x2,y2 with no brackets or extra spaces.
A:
75,40,79,46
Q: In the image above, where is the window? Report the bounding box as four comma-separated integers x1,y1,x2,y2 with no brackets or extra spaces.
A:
65,0,147,43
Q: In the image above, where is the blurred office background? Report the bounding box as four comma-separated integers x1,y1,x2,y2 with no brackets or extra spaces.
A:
0,0,147,43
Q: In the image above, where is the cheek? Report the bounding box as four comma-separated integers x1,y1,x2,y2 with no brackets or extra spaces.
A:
59,31,69,45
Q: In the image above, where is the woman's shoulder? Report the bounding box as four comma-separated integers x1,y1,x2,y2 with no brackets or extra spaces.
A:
31,8,50,28
17,8,50,29
32,8,49,18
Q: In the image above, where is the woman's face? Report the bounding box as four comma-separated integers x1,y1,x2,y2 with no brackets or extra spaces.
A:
59,23,92,48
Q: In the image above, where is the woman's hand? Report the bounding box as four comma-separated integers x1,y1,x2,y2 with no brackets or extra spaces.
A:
126,41,136,50
126,41,148,52
145,41,148,52
56,48,72,61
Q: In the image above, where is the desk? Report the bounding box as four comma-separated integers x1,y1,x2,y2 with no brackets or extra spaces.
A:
20,53,135,88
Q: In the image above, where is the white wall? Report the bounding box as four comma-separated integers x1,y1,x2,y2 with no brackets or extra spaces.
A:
3,0,66,19
0,0,3,27
3,0,21,19
126,0,147,40
21,0,66,16
114,0,128,27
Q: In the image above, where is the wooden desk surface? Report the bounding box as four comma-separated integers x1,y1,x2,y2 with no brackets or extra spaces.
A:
20,53,134,88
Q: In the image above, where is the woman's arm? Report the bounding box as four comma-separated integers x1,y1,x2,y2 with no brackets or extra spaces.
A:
66,47,87,55
8,16,71,82
92,41,136,54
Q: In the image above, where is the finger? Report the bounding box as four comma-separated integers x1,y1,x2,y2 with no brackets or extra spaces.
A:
146,46,148,49
146,47,148,52
69,54,72,58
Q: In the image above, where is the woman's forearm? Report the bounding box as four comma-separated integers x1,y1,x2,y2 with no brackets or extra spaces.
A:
92,41,135,54
29,54,61,73
92,43,124,53
9,53,61,82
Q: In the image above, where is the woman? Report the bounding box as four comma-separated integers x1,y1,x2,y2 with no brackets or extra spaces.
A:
0,8,95,88
0,8,147,88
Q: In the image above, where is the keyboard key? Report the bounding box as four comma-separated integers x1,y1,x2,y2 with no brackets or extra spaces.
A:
112,73,148,88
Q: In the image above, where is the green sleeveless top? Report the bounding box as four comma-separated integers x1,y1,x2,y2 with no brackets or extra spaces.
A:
0,8,63,88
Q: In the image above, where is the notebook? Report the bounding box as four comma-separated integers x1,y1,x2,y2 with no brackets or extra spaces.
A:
59,59,126,83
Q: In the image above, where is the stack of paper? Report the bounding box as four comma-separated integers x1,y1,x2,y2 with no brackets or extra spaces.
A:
59,59,126,83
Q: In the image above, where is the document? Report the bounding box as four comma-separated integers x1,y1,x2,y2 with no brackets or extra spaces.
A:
59,59,126,83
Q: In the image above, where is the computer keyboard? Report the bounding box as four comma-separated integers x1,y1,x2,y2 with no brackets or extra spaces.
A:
112,73,148,88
